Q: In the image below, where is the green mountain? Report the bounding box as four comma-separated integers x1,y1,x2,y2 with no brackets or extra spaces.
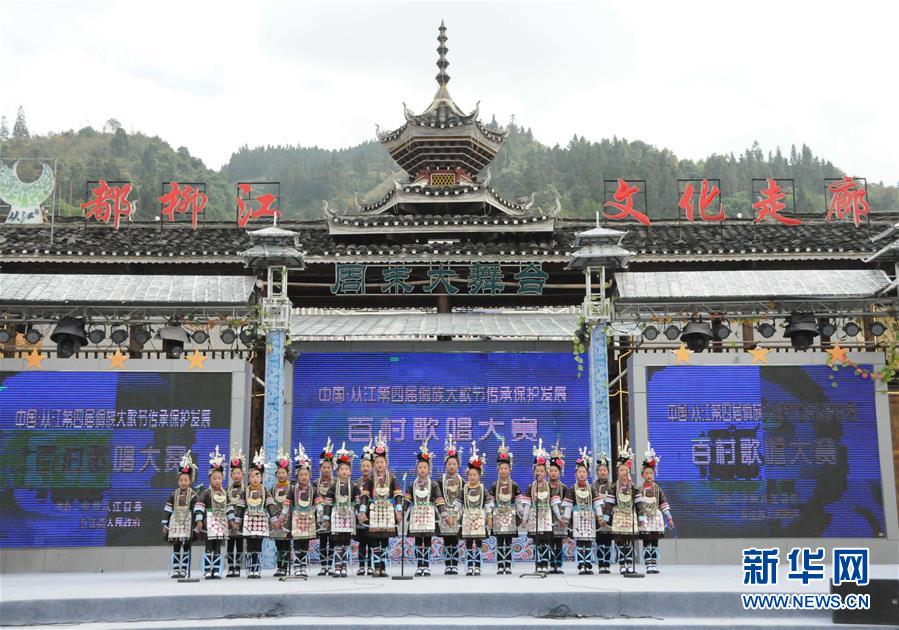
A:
3,114,896,222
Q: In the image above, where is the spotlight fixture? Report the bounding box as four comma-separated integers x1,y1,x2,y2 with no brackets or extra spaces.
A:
239,325,257,346
843,321,861,337
784,313,819,350
132,327,151,346
192,330,209,344
50,317,87,358
642,325,660,341
220,328,237,345
159,324,189,358
681,320,713,353
24,327,43,344
0,330,11,344
110,327,129,345
818,319,836,338
870,321,886,337
86,325,106,344
285,342,302,364
664,324,681,340
712,321,731,341
756,322,776,339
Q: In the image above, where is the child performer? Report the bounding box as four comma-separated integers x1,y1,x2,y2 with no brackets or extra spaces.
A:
163,450,198,578
314,437,336,575
461,442,487,576
438,435,464,575
604,442,645,575
361,433,403,578
592,452,614,574
354,440,375,575
486,437,521,575
404,439,446,577
329,443,360,578
270,449,293,577
521,440,553,574
569,448,602,575
233,446,280,578
639,443,674,574
225,445,245,578
548,442,571,574
196,446,233,579
290,443,317,577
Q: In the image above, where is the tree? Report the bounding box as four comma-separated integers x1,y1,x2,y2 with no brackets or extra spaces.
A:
111,127,129,156
13,106,29,139
104,118,122,133
0,116,8,141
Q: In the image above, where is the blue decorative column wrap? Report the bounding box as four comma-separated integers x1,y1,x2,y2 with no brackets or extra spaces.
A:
589,322,612,463
262,327,286,567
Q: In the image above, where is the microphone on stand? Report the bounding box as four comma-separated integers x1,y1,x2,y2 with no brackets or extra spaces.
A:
393,471,412,580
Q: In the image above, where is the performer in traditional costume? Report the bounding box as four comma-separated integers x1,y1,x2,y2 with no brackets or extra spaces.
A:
354,440,375,575
195,446,233,579
270,448,293,577
592,451,614,574
233,446,280,578
461,442,487,576
568,448,602,575
314,437,336,575
520,440,554,574
163,450,198,578
604,442,645,575
290,443,317,577
639,443,674,574
225,444,245,578
360,433,403,578
548,441,571,574
438,435,464,575
329,443,360,578
404,439,446,576
486,437,521,575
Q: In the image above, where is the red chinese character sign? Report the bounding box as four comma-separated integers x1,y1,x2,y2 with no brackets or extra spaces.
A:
159,181,207,229
752,178,800,225
603,178,650,226
236,182,280,228
825,177,868,227
80,180,134,230
678,178,724,222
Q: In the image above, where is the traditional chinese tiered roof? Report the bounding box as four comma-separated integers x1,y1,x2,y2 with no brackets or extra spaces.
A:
326,21,556,235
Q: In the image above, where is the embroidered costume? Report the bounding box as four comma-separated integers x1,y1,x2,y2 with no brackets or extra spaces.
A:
270,449,293,577
314,437,336,576
521,440,555,574
461,442,487,576
290,443,316,576
436,435,464,575
328,443,360,577
603,442,646,575
639,443,673,574
195,446,234,579
225,445,245,577
548,441,571,574
592,451,614,573
354,440,374,576
361,434,403,577
486,437,522,575
163,450,198,578
404,440,446,576
232,446,280,578
568,448,603,574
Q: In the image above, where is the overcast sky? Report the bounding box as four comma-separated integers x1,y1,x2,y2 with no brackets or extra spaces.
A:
1,0,897,183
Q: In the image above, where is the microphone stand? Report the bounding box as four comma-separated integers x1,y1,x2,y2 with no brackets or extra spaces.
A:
393,471,413,580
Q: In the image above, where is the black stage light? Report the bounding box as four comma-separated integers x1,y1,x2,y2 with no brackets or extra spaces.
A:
51,317,87,358
642,325,659,341
192,330,209,344
0,329,11,344
664,324,681,340
239,325,257,346
132,327,151,346
285,342,302,363
818,320,836,338
25,327,43,344
870,321,886,337
712,322,731,340
221,328,237,344
110,327,129,345
756,322,776,339
87,325,106,344
681,320,712,353
784,313,819,350
843,321,861,337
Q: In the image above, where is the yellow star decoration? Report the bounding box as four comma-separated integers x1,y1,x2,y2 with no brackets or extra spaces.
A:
826,342,849,365
672,343,693,365
747,346,770,364
186,350,207,370
25,349,44,370
107,349,128,370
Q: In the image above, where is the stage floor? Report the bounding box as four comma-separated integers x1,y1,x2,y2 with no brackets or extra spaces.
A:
2,564,897,628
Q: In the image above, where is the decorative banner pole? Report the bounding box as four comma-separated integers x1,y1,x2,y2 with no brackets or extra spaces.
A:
567,223,632,462
239,223,305,569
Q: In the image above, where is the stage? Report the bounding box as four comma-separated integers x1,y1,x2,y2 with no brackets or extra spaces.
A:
2,564,897,628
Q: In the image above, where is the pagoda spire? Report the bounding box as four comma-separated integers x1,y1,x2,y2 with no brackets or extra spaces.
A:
435,20,451,98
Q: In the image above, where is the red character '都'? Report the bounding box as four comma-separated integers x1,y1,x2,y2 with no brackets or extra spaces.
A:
80,180,134,230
